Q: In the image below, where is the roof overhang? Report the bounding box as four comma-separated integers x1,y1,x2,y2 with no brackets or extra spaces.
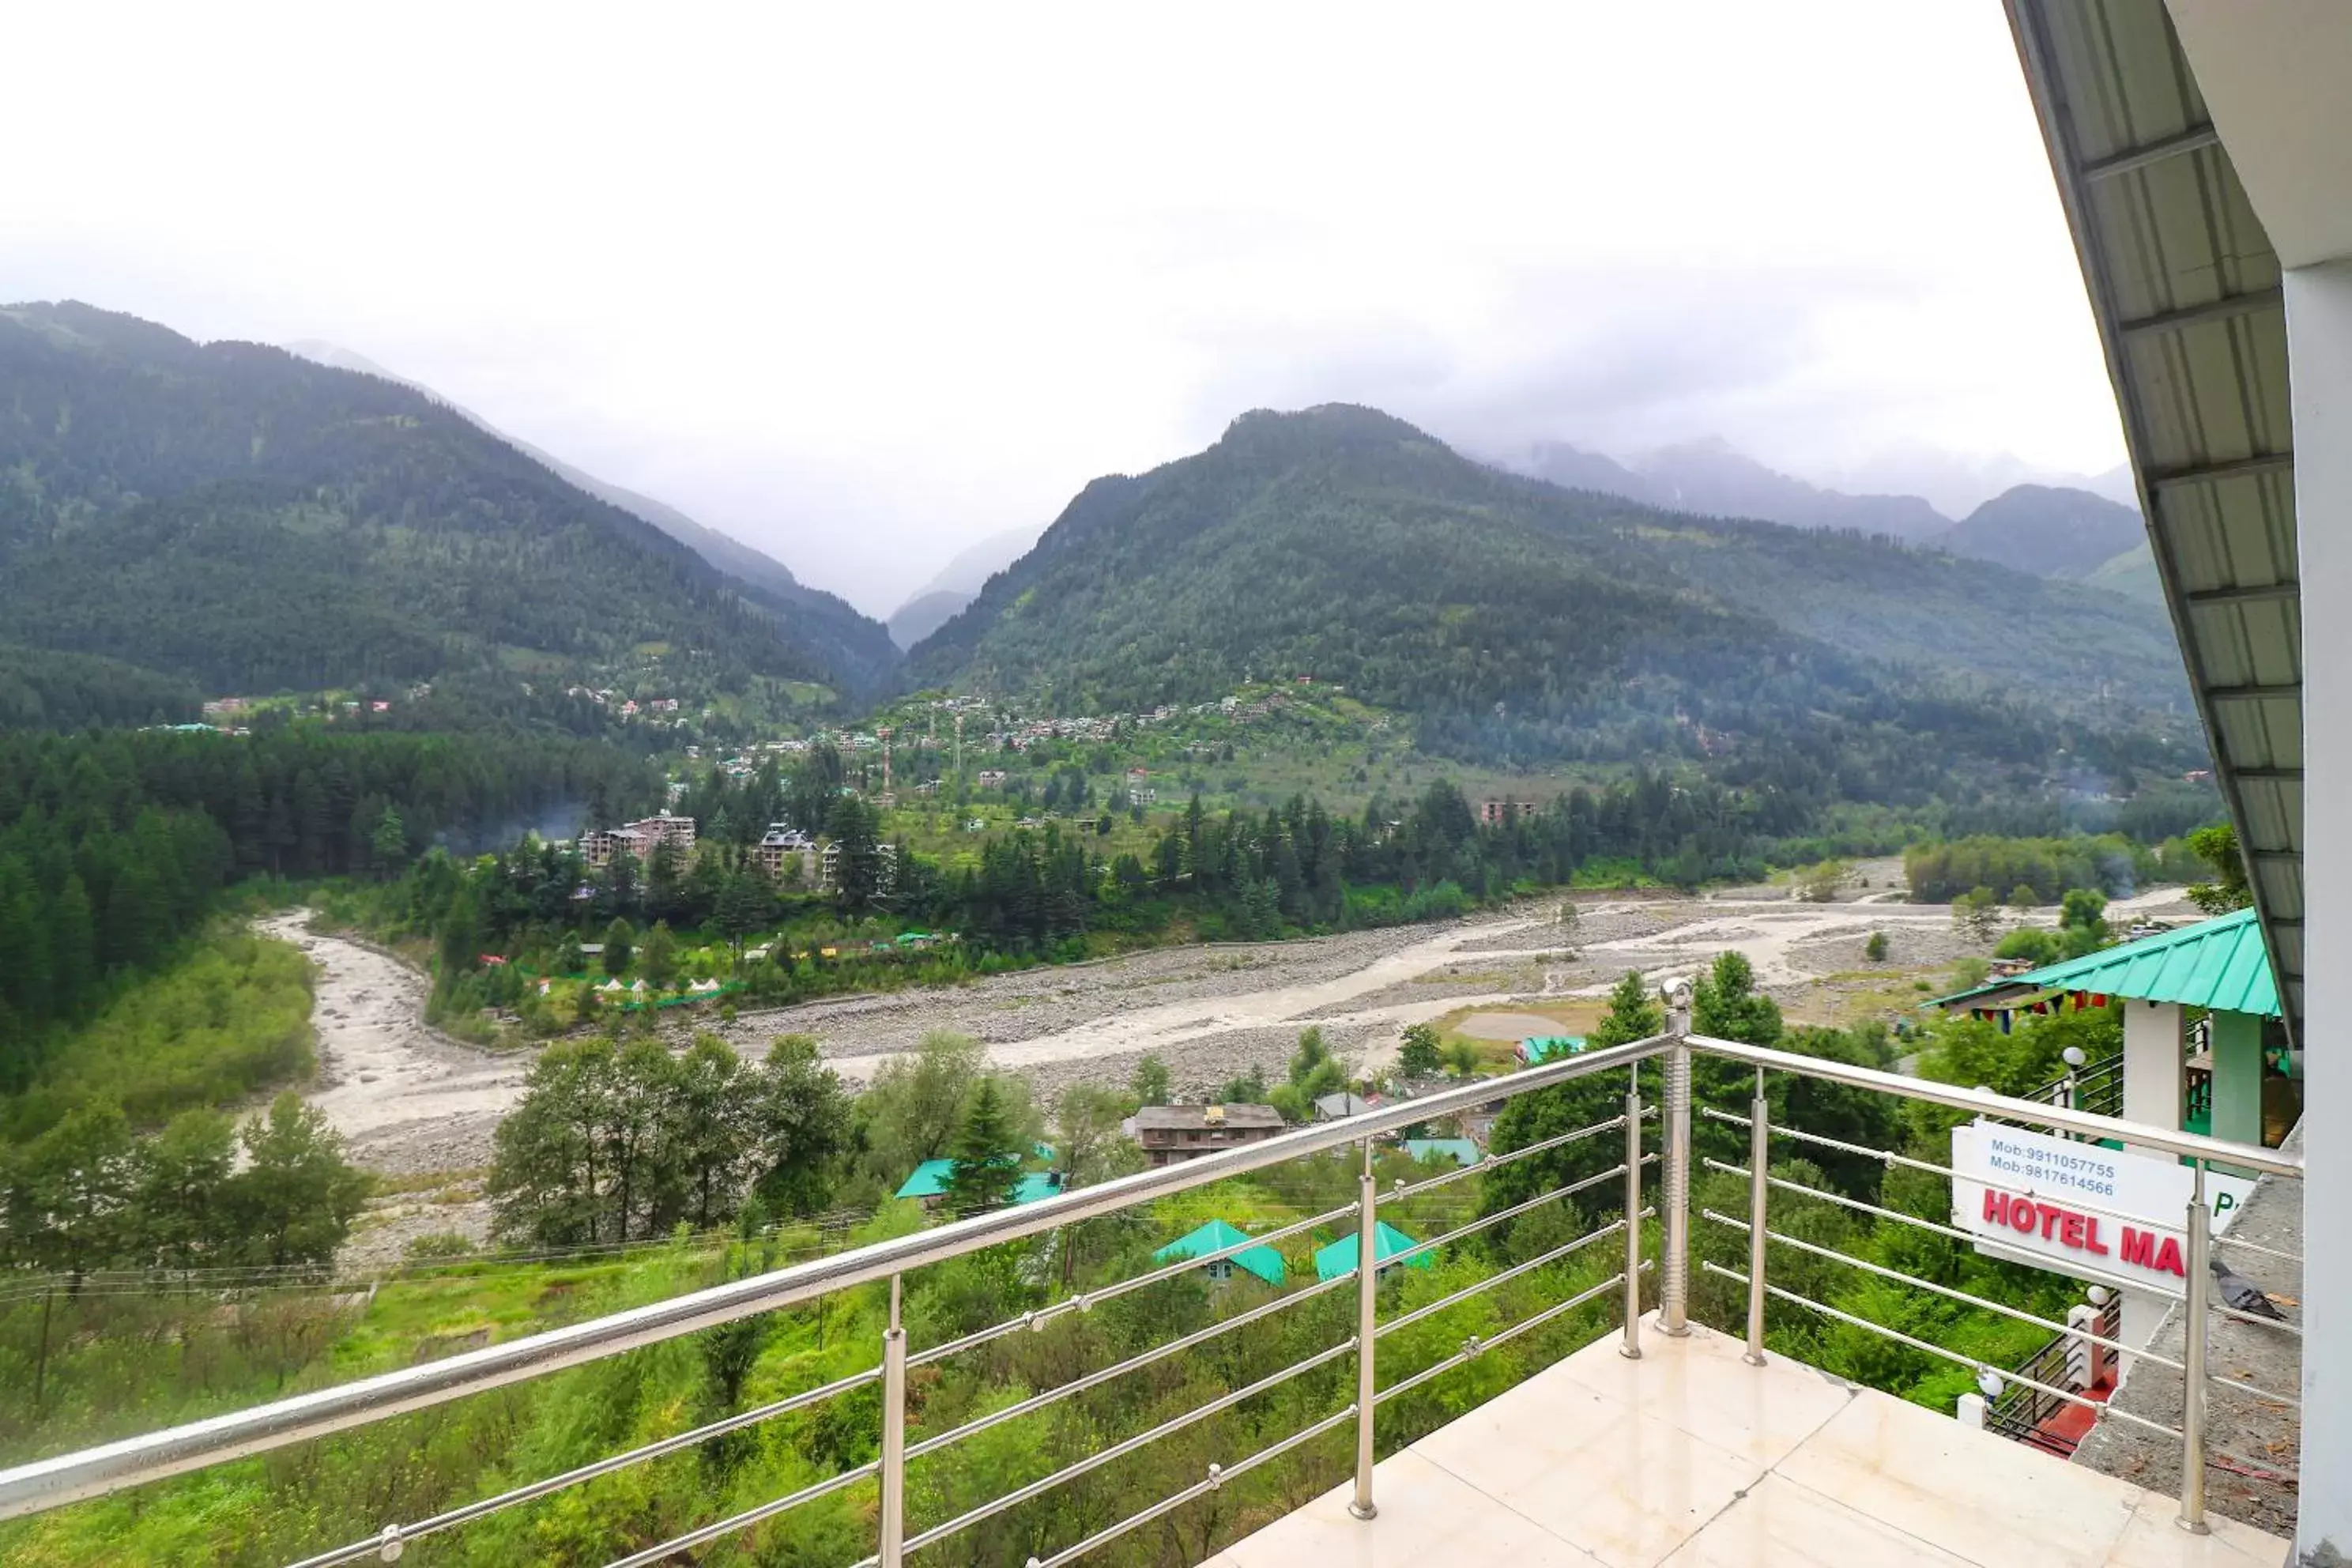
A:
2004,0,2304,1041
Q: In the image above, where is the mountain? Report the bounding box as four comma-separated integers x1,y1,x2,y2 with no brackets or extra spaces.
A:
1928,483,2149,579
1510,436,1949,542
886,526,1039,650
0,302,877,698
2085,541,2162,602
1635,438,1952,542
282,341,899,691
910,405,2190,776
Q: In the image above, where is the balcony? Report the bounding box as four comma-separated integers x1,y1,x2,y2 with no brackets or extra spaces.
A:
1206,1319,2289,1566
0,1017,2309,1567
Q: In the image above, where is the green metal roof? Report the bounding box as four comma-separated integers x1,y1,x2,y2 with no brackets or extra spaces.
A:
898,1159,1065,1205
1936,909,2278,1018
895,1159,956,1199
1153,1219,1287,1287
1403,1138,1483,1167
1519,1035,1586,1063
1314,1221,1437,1282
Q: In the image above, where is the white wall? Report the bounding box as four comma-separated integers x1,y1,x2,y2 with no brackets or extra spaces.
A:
2286,256,2352,1565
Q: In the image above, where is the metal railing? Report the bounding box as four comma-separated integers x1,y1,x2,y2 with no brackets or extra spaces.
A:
1981,1292,2121,1455
0,1016,2306,1559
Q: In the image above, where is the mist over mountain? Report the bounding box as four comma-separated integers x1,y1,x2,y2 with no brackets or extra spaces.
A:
1509,435,1946,541
885,526,1039,650
0,302,887,698
282,342,899,691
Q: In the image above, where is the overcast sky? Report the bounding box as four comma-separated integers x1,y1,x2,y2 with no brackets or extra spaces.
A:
2,2,2125,616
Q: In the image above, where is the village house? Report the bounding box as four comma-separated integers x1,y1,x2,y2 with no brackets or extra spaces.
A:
1478,798,1536,826
1130,1104,1286,1168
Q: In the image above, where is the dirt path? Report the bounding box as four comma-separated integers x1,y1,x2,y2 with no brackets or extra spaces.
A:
263,913,526,1175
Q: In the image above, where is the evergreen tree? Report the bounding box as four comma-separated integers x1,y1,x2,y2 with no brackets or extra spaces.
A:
944,1077,1024,1214
641,921,680,991
603,918,635,978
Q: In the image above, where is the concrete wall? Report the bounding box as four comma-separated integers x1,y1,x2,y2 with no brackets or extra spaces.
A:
2286,256,2352,1565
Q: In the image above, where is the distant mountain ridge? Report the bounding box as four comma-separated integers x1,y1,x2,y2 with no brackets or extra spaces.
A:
1513,436,1949,542
282,341,899,690
885,526,1038,650
910,405,2189,779
0,301,878,697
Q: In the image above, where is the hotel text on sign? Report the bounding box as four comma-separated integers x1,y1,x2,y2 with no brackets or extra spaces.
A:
1950,1123,2252,1287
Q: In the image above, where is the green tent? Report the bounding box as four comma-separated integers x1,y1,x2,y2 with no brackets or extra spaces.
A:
1154,1219,1287,1287
1314,1221,1436,1282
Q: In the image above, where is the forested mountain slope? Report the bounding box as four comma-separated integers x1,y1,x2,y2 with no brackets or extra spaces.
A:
0,303,880,697
911,405,2192,775
283,341,900,691
1928,482,2148,579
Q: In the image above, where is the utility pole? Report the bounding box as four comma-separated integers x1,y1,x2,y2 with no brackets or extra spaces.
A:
954,712,964,777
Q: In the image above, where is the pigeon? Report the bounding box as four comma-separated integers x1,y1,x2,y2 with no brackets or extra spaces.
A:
2209,1255,2288,1321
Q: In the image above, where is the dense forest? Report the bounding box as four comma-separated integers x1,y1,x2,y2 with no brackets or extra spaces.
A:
910,405,2197,780
0,303,884,699
0,727,659,1102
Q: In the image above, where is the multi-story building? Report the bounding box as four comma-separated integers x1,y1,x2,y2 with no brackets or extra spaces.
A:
753,824,818,883
579,812,699,868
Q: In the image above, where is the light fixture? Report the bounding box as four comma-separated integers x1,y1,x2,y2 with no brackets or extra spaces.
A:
1976,1370,2003,1400
2062,1046,2086,1068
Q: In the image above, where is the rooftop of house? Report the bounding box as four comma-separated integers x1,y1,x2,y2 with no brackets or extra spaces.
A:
1313,1221,1434,1282
1152,1219,1287,1287
1133,1104,1287,1133
1932,908,2278,1019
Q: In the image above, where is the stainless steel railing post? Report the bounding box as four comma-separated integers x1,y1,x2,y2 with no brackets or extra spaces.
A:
1621,1082,1644,1359
880,1274,908,1566
1661,1000,1694,1336
1349,1137,1379,1521
1744,1069,1769,1366
2177,1167,2210,1536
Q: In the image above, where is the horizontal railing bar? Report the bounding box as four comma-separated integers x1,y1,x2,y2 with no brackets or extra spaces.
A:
1385,1114,1629,1201
908,1201,1356,1368
1707,1115,2305,1263
0,1031,1675,1521
1378,1216,1635,1340
906,1272,1351,1461
2208,1370,2301,1408
1374,1271,1629,1408
902,1336,1359,1552
601,1457,880,1568
1683,1035,2301,1178
1027,1404,1359,1568
1700,1210,2186,1376
1701,1262,2184,1442
288,1364,884,1568
1382,1163,1632,1270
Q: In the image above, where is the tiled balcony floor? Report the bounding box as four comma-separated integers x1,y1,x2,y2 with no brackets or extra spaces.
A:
1206,1315,2291,1568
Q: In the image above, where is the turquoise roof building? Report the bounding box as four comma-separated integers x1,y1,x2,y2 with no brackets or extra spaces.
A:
896,1159,1065,1207
1517,1035,1587,1065
1314,1221,1437,1282
894,1159,956,1200
1153,1219,1287,1287
1404,1137,1482,1167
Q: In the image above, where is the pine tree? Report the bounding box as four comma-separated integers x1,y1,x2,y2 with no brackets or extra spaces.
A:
944,1077,1024,1214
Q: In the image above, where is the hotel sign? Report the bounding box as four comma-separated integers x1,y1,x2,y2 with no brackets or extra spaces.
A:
1950,1122,2253,1287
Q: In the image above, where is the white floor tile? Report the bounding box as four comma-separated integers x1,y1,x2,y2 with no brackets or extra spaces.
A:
1208,1449,1599,1566
2103,1493,2292,1568
1654,1473,1973,1568
1773,1388,2143,1568
1553,1321,1856,1468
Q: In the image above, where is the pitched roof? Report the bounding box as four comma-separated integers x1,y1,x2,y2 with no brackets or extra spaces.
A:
1403,1138,1483,1167
894,1159,956,1199
1932,908,2278,1019
1518,1035,1586,1062
1152,1219,1287,1286
1314,1221,1437,1282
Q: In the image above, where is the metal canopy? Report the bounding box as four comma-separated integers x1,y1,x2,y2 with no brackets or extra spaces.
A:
2006,0,2304,1040
1931,907,2278,1019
